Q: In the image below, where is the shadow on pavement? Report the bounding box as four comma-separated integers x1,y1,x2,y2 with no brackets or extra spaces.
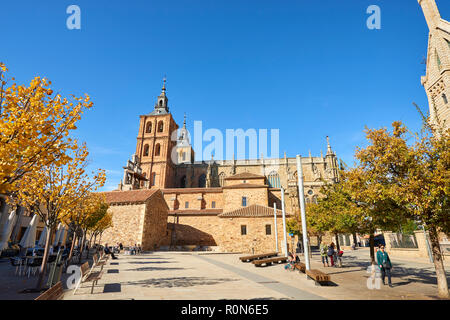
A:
124,266,187,272
120,276,239,288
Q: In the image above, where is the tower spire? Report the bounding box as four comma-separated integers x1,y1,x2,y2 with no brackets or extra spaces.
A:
326,136,333,155
418,0,441,30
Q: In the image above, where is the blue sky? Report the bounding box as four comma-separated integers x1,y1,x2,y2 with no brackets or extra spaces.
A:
1,0,449,191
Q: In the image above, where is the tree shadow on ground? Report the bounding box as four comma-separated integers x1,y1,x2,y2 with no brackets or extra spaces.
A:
121,277,238,288
124,266,187,272
325,256,440,287
127,261,173,264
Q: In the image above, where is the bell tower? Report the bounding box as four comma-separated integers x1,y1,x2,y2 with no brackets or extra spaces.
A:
135,79,179,188
418,0,450,128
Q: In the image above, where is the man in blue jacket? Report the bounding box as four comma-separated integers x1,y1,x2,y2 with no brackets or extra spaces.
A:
376,245,392,287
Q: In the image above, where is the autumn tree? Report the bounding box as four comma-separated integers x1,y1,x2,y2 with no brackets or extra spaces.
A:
64,192,106,263
16,143,105,290
306,180,361,252
347,111,449,298
0,62,93,195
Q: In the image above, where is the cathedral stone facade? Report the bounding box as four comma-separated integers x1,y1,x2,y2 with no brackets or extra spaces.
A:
103,81,340,253
419,0,450,128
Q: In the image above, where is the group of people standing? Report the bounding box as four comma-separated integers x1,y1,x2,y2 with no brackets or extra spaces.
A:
319,242,343,267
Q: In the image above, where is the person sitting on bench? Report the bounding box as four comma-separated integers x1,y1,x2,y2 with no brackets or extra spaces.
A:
104,243,118,260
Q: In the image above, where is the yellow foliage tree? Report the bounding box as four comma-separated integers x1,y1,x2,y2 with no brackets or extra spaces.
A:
16,142,105,290
0,62,93,195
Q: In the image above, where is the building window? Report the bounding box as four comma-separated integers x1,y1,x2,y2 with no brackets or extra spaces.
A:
146,122,152,133
443,93,448,105
436,49,442,69
158,121,164,132
182,152,186,161
151,173,156,186
312,196,318,204
198,174,206,188
265,224,271,235
155,143,161,156
241,225,247,235
268,171,281,188
242,196,247,207
143,144,149,157
185,201,189,209
219,172,226,187
159,100,163,107
180,176,186,188
211,201,216,208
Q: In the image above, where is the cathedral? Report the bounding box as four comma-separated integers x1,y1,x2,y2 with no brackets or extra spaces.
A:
100,79,340,253
419,0,450,128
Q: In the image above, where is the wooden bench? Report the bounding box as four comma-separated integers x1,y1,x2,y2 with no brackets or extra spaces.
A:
305,269,331,286
239,252,278,262
73,262,103,294
93,254,107,271
35,281,64,300
252,256,287,267
294,262,306,273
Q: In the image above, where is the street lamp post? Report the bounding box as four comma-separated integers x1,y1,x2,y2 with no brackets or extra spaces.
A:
296,155,311,271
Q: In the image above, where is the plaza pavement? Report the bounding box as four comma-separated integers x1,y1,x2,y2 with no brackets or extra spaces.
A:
0,248,447,300
63,248,447,300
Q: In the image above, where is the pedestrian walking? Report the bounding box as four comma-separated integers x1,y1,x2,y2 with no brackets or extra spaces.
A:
328,243,335,267
376,245,393,287
320,242,329,267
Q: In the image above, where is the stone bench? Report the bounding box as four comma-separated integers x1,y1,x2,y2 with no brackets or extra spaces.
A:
294,262,306,273
252,256,287,267
239,252,278,262
305,269,331,286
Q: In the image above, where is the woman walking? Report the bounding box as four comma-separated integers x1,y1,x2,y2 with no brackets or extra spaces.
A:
328,243,336,267
376,245,393,287
320,242,329,267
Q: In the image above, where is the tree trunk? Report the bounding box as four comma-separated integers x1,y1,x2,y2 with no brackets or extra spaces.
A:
36,224,53,290
428,226,449,298
335,233,341,251
93,233,97,246
369,232,375,264
68,227,78,263
79,231,86,262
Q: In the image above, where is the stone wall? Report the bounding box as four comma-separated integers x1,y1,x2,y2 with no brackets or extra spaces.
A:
217,217,287,254
222,187,268,212
141,192,169,251
101,203,146,248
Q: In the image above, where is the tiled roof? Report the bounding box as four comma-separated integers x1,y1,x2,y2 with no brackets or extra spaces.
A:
100,189,160,204
219,204,292,218
162,188,223,194
224,172,265,180
222,183,268,189
168,209,223,215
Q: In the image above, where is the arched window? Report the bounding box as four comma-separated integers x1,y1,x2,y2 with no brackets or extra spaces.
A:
312,196,318,204
155,143,161,156
268,171,281,188
158,121,164,132
443,93,448,105
180,176,186,188
198,174,206,188
182,152,186,161
159,100,163,107
218,172,226,187
146,122,152,133
143,144,149,157
151,173,156,186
